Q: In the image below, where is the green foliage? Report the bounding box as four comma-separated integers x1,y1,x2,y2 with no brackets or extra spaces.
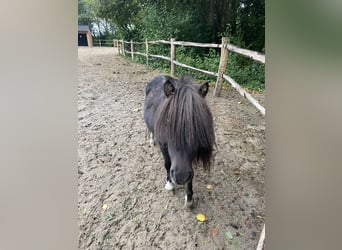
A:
126,44,264,91
78,0,95,26
138,2,193,41
80,0,265,91
94,0,141,39
228,53,265,91
174,47,219,82
176,48,264,91
131,42,171,72
80,0,265,51
238,0,265,52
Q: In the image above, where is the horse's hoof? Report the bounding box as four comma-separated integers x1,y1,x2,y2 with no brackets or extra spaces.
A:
185,195,194,209
165,181,175,191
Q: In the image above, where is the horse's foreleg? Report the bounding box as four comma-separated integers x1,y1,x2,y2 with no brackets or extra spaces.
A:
145,127,155,147
160,144,175,191
185,180,194,209
149,132,155,147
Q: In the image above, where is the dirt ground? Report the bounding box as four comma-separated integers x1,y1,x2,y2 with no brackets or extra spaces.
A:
78,47,265,249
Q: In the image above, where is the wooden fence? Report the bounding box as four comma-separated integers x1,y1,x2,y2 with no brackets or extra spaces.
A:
93,39,114,47
113,38,265,116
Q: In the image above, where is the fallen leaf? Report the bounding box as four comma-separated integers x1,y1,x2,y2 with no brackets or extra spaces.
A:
196,213,208,222
83,208,87,215
225,231,233,240
102,203,108,210
206,184,214,190
209,227,218,237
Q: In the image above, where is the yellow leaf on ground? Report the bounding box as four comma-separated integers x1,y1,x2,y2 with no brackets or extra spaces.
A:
196,213,208,222
206,184,214,190
102,204,108,210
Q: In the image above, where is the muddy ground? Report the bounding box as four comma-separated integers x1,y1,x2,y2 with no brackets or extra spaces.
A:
78,47,265,249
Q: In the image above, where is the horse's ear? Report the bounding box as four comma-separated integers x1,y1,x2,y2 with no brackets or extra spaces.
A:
199,82,209,97
164,80,175,97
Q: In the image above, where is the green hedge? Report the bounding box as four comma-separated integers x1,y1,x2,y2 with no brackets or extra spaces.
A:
122,43,265,91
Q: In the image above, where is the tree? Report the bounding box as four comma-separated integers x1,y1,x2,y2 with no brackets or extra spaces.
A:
93,0,141,39
78,0,95,28
237,0,265,51
80,0,265,51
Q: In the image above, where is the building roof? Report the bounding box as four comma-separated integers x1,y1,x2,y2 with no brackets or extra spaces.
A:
78,25,90,32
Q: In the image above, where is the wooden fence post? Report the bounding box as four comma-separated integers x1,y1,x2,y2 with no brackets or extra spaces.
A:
122,40,125,56
130,39,134,61
213,37,229,97
118,40,121,54
145,39,149,67
170,38,176,77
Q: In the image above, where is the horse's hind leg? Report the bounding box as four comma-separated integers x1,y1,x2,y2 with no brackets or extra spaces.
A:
185,180,194,209
159,144,175,191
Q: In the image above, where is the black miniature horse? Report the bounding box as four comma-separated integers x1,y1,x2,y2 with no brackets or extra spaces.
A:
143,75,215,208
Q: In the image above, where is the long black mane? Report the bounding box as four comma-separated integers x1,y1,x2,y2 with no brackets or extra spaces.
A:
154,76,215,169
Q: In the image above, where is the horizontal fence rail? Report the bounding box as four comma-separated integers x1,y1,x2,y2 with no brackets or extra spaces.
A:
93,39,114,47
148,40,170,45
113,38,265,115
173,60,218,77
149,54,171,61
225,44,265,63
173,41,221,48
